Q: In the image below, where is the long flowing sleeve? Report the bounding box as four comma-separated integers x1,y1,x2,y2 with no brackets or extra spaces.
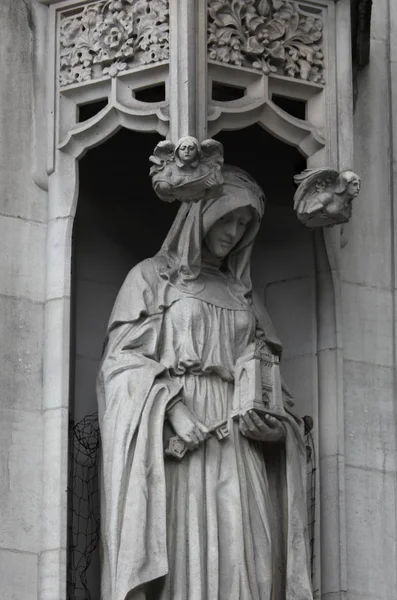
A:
97,260,182,600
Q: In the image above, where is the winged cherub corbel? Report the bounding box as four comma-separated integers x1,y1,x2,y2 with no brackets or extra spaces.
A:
149,136,224,203
293,168,361,228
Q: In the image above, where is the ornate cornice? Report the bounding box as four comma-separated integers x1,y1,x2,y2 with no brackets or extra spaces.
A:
59,0,169,87
207,0,325,85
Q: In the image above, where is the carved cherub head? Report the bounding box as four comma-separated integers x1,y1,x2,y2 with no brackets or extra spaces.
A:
335,171,361,200
175,136,200,167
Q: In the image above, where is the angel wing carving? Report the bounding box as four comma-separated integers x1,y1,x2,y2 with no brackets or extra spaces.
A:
293,167,361,228
149,141,175,173
200,139,224,162
150,137,225,203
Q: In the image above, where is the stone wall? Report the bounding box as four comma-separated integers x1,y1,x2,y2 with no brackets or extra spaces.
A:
342,0,397,598
0,1,396,599
0,1,47,599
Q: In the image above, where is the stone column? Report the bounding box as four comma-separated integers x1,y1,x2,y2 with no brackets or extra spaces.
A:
0,1,48,599
340,1,397,599
168,0,208,142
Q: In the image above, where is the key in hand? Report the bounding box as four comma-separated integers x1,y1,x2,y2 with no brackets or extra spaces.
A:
165,419,230,460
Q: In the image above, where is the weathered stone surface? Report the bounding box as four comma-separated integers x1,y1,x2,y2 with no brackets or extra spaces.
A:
43,297,70,411
343,5,397,600
40,408,69,551
0,295,44,411
0,216,46,303
344,360,395,472
0,1,47,222
346,466,397,599
0,548,38,600
348,40,391,289
342,283,393,367
39,548,67,600
0,5,47,598
0,408,42,553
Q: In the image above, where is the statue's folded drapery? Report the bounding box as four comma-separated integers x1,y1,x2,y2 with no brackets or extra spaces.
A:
97,260,183,600
97,258,313,600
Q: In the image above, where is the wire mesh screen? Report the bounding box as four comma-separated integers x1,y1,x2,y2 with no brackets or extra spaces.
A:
67,414,101,600
304,422,317,584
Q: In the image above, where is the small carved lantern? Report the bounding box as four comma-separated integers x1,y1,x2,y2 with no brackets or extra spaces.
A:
232,340,286,420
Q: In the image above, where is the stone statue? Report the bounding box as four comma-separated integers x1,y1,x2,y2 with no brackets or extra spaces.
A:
149,136,224,202
293,167,361,227
97,166,313,600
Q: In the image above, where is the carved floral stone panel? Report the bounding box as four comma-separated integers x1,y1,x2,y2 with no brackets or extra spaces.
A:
208,0,325,84
59,0,169,87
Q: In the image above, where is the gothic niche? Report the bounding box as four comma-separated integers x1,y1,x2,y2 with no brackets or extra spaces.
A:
69,130,178,600
69,125,318,599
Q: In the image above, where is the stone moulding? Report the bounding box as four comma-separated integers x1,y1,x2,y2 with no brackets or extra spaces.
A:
207,0,325,85
59,0,170,88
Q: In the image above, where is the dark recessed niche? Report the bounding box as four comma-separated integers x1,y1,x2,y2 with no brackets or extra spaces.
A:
212,82,246,102
272,95,307,120
215,123,306,207
78,100,108,122
135,83,166,103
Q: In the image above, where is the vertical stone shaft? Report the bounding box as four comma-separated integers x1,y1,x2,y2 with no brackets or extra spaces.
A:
168,0,207,142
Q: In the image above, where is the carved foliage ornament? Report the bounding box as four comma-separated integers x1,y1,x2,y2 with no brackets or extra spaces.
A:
293,168,361,228
208,0,325,84
59,0,169,87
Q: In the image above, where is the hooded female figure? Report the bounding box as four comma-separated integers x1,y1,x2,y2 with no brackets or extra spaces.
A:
97,166,313,600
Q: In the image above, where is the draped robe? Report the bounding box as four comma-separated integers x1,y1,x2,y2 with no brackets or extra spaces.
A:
97,258,313,600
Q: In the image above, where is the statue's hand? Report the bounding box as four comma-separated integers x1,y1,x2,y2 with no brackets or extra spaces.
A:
167,401,211,450
239,411,285,443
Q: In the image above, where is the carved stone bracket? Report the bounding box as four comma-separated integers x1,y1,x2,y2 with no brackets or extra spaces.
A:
207,0,325,85
293,167,361,228
149,136,224,202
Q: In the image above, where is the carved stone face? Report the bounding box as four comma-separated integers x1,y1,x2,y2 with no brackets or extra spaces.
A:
204,206,252,259
178,140,198,164
347,177,361,198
